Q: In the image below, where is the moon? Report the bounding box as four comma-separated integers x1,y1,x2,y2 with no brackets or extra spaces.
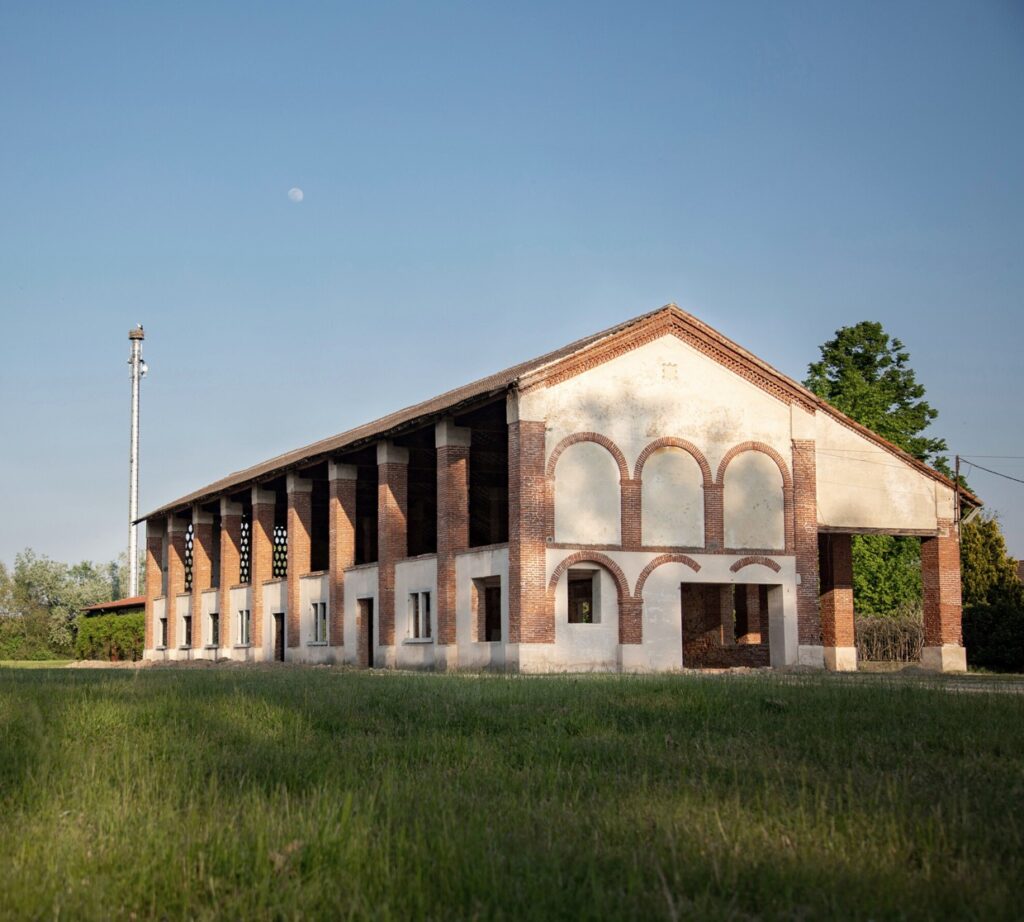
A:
288,187,304,203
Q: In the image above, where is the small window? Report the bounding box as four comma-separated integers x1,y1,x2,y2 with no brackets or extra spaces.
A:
210,612,220,647
312,601,328,643
408,591,432,640
159,618,168,648
238,609,251,645
568,570,596,624
183,614,193,646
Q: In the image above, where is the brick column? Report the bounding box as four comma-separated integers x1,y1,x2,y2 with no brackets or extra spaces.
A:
508,418,550,644
620,478,642,550
377,441,409,648
436,420,471,650
144,520,164,652
219,498,243,649
286,473,313,649
190,507,214,650
704,484,723,550
791,439,822,663
166,516,189,649
921,518,967,672
742,585,763,644
251,486,276,650
328,461,358,649
718,585,735,645
819,533,856,671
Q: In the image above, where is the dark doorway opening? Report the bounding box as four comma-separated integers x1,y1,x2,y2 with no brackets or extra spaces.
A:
359,598,375,667
273,612,285,662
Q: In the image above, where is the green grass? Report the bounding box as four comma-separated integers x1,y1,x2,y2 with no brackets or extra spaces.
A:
1,668,1022,920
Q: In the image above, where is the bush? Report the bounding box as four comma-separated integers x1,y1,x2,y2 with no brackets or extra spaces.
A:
74,612,144,662
0,614,67,660
855,613,923,662
963,603,1024,673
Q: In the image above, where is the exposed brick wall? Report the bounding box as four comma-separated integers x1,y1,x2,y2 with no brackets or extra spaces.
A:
704,483,723,550
922,518,962,646
286,477,313,649
729,556,782,574
620,478,641,550
250,491,275,649
377,447,409,647
218,502,242,648
819,533,854,648
681,582,769,667
508,420,549,644
436,438,470,647
633,554,701,597
144,525,163,650
791,439,821,647
328,464,357,648
190,512,214,649
166,520,188,648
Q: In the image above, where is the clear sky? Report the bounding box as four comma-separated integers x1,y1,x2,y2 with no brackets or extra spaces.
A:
1,0,1022,567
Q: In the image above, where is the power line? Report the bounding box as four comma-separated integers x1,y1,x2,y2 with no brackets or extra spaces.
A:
960,458,1024,486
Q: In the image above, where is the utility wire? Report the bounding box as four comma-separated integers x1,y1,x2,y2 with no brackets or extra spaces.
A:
960,459,1024,486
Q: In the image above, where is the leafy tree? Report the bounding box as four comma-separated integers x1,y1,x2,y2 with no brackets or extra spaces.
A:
805,322,950,614
960,513,1024,608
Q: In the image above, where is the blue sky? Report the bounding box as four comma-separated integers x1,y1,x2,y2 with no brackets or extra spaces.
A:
1,0,1022,566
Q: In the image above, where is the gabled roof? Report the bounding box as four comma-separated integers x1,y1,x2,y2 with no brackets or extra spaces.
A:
141,304,977,520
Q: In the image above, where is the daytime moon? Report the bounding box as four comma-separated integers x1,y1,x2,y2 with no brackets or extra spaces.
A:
288,187,304,203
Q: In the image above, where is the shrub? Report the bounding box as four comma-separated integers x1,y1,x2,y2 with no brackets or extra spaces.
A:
74,612,145,662
855,613,923,662
963,603,1024,673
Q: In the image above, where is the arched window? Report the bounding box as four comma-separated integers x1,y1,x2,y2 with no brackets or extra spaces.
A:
723,451,785,549
553,442,621,544
641,447,704,546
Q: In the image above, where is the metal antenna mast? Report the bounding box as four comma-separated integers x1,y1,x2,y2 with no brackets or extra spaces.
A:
128,325,147,597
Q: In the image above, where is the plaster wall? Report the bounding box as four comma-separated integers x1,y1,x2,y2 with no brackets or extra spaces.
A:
553,442,621,544
298,573,336,664
394,556,439,669
260,579,286,663
171,594,191,661
723,451,785,549
455,546,510,670
145,597,168,661
343,565,379,667
196,589,218,659
228,586,253,662
641,447,704,547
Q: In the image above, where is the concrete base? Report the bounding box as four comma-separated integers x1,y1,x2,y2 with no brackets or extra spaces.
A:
921,644,968,673
824,646,858,672
797,645,825,669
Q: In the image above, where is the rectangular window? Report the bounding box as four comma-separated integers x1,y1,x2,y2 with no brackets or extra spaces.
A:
408,591,432,640
312,601,328,643
210,612,220,647
238,609,251,645
568,571,596,624
159,618,168,647
183,615,193,646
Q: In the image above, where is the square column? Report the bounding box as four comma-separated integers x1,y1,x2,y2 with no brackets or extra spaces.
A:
377,441,409,648
166,516,190,649
436,420,471,649
190,507,215,650
251,486,276,651
921,518,967,672
328,461,358,649
819,533,857,671
144,519,165,651
286,473,313,649
219,498,243,649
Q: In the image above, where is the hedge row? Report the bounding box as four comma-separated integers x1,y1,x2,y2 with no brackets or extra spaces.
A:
74,612,145,662
963,603,1024,673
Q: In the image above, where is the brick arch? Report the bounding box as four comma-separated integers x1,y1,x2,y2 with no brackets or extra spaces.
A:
633,554,702,598
633,437,713,487
547,551,632,601
729,555,782,574
715,441,792,489
546,432,630,482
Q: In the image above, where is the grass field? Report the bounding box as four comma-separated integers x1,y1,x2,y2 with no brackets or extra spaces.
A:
1,666,1022,920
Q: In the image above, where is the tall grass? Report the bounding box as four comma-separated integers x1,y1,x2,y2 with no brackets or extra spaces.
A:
1,667,1022,920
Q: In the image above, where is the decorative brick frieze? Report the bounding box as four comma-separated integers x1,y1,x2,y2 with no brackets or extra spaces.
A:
250,486,276,650
435,420,471,648
328,461,357,648
377,441,409,647
508,419,548,644
190,508,215,649
790,439,821,647
286,473,313,649
633,554,701,597
729,556,782,574
218,499,243,648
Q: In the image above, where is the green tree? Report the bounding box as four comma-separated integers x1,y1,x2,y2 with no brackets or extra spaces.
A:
960,513,1024,608
805,322,950,614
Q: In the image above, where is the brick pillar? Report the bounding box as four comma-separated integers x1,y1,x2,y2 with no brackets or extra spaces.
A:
436,420,471,651
286,473,313,649
377,441,409,648
619,597,643,644
166,516,189,649
819,533,856,671
219,498,243,649
508,417,550,644
791,439,822,662
620,478,641,549
743,585,763,644
704,483,723,550
718,585,735,645
251,486,276,650
190,508,214,649
328,461,357,649
144,520,164,652
921,518,966,672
